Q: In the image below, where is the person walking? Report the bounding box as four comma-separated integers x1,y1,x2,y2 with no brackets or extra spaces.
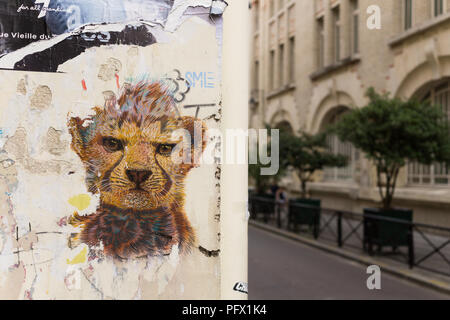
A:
275,186,288,229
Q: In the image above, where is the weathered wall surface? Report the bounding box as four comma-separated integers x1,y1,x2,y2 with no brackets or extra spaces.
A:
0,0,229,300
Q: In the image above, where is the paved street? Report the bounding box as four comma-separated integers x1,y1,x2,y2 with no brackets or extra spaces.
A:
249,225,450,300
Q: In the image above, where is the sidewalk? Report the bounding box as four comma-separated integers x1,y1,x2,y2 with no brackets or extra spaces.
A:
249,218,450,295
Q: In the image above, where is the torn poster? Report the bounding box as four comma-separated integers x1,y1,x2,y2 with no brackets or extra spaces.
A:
0,0,225,72
0,0,226,299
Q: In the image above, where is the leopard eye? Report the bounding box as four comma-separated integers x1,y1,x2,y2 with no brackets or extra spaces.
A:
157,144,176,156
102,137,123,152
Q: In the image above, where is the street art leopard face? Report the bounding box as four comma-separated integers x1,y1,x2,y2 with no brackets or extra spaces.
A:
67,80,207,260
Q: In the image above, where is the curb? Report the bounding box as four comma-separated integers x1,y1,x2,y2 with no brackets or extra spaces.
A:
249,220,450,296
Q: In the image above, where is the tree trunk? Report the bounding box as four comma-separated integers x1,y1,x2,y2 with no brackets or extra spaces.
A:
383,169,392,210
376,166,385,208
376,163,393,210
383,166,400,210
300,179,307,199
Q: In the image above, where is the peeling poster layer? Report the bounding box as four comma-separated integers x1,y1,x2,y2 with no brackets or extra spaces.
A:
0,0,226,72
0,0,227,300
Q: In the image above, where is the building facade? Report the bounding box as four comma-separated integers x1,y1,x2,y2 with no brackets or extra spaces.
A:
250,0,450,227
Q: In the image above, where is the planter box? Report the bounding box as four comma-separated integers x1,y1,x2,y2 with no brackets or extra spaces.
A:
363,207,413,254
289,199,321,238
250,194,276,222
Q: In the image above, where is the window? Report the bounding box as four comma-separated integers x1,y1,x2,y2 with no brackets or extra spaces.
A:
324,109,357,182
254,1,260,28
269,50,275,90
404,0,413,30
333,6,341,62
278,0,284,10
288,4,296,34
408,80,450,185
317,17,325,69
288,36,295,83
351,0,359,54
278,43,285,87
324,135,356,182
434,0,444,17
254,60,259,90
270,0,275,17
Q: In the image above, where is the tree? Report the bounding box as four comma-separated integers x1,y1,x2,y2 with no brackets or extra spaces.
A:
333,88,450,209
280,130,348,198
248,127,288,194
249,161,274,194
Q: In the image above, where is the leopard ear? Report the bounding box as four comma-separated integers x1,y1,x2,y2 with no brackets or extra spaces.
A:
179,116,207,166
68,117,87,160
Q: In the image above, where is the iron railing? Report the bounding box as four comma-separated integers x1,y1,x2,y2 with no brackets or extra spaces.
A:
249,196,450,278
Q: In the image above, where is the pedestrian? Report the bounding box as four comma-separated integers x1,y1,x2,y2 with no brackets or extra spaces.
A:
270,182,279,196
276,186,288,229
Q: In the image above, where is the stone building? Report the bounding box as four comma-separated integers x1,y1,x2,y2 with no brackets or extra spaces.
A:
250,0,450,227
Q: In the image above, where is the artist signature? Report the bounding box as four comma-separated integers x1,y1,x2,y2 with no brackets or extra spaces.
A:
17,2,69,19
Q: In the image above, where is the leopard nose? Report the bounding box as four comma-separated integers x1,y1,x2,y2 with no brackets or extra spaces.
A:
126,170,152,185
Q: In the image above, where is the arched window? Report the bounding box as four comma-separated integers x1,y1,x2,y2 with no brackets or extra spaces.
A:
325,134,356,181
269,0,275,17
275,120,293,134
408,80,450,185
322,107,358,182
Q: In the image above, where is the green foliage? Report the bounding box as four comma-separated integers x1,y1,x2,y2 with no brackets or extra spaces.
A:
280,130,348,198
333,87,450,209
248,127,288,194
248,161,273,194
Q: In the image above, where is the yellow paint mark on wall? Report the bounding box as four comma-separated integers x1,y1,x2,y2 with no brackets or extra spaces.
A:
67,247,87,265
68,194,91,211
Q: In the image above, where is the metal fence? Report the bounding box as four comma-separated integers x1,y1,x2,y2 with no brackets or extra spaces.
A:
249,196,450,278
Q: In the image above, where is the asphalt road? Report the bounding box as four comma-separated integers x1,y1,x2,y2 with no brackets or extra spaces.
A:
248,225,450,300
